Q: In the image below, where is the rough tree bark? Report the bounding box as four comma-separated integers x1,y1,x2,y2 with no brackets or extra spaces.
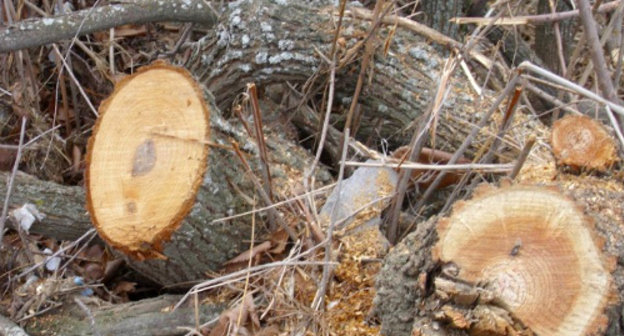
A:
534,0,575,75
184,0,545,155
1,0,547,285
24,295,223,336
0,0,218,53
3,98,332,287
418,0,467,40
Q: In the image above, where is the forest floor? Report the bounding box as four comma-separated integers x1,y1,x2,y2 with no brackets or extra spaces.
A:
1,1,624,336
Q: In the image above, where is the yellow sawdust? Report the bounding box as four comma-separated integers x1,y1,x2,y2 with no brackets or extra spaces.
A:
326,226,386,336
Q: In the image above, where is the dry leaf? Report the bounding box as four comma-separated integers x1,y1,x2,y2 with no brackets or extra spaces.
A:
225,241,271,265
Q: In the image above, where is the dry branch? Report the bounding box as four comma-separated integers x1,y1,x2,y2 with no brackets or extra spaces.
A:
575,0,623,129
451,0,623,25
0,0,217,53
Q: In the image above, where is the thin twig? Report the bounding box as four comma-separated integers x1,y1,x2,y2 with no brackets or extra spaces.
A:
303,0,347,234
519,61,624,116
0,124,62,150
479,86,523,165
343,161,514,172
550,1,568,77
51,44,98,117
414,73,521,214
237,203,256,330
0,117,27,247
577,1,624,92
211,184,335,224
451,0,622,25
606,106,624,148
523,82,581,115
231,142,297,241
17,229,97,279
342,0,388,144
386,56,461,243
509,135,536,179
247,83,274,201
348,6,496,70
175,250,334,309
311,126,351,311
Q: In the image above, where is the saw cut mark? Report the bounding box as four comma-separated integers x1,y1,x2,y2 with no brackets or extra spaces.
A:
551,115,618,171
132,138,157,177
85,61,210,259
434,185,611,336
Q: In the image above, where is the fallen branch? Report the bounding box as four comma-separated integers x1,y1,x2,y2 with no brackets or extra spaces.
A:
24,295,223,336
451,0,622,25
0,0,217,53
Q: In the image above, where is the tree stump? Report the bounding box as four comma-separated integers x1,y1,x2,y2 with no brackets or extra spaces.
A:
551,115,619,172
374,177,624,336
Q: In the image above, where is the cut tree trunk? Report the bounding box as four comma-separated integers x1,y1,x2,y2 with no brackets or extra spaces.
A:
2,0,549,286
2,91,332,287
86,62,212,261
373,171,624,336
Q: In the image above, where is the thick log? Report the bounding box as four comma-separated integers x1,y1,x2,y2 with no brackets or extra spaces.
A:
1,0,546,154
24,295,223,336
2,97,331,286
373,170,624,336
185,0,546,156
0,172,90,242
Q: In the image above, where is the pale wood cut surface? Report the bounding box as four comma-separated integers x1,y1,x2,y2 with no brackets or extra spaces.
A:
435,185,612,336
87,62,210,260
551,115,618,171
